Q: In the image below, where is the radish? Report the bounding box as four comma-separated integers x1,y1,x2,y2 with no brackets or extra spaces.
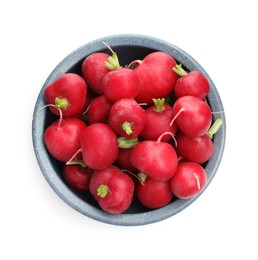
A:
100,45,140,102
39,48,221,214
140,98,178,142
44,117,87,162
89,165,134,214
171,95,212,138
62,164,92,192
172,64,210,99
133,51,178,104
102,68,140,102
117,148,138,173
130,133,178,182
176,132,214,164
109,98,146,138
170,162,207,199
176,118,223,164
87,95,113,124
80,123,118,170
136,174,173,209
81,52,110,94
44,73,87,117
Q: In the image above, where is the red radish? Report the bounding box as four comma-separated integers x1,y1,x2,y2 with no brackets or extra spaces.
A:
172,64,210,99
62,164,92,192
133,51,178,104
109,98,146,138
176,132,214,164
80,123,118,170
171,95,212,138
44,73,87,117
100,46,140,101
170,162,207,199
44,117,87,162
81,52,111,94
39,48,222,214
117,148,138,173
102,68,140,102
87,95,113,124
130,133,178,182
176,118,222,164
137,174,173,209
89,165,134,214
141,98,178,142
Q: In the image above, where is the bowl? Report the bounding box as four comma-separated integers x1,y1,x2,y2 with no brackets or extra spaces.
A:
32,34,226,226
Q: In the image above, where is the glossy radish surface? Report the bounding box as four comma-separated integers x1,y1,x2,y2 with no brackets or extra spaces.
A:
87,95,113,124
89,165,134,214
172,95,212,138
82,52,110,94
176,131,214,164
109,98,146,138
130,139,178,181
62,164,92,192
176,118,222,163
116,148,138,173
173,64,210,99
44,73,87,117
141,98,178,142
44,117,87,162
134,52,178,104
102,68,140,102
80,123,118,170
137,176,173,209
170,162,207,199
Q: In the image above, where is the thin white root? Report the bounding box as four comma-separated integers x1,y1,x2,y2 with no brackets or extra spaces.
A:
193,173,201,190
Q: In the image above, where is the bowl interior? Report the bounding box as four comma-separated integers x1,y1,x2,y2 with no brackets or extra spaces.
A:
32,34,226,225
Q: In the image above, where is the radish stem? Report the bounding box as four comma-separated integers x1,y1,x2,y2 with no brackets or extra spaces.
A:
207,118,223,139
104,52,120,70
137,172,147,185
121,121,133,135
172,64,188,77
118,137,138,148
102,42,121,70
152,98,165,112
97,184,109,198
55,97,69,110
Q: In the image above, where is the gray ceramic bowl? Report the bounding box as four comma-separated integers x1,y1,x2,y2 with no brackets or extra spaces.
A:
32,34,226,226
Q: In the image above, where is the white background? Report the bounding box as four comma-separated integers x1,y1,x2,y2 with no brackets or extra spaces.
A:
1,0,257,259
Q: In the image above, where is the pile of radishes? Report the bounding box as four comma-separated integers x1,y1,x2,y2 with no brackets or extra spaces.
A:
40,44,222,214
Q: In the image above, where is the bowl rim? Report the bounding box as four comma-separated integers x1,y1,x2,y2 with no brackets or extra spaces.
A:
32,34,226,226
